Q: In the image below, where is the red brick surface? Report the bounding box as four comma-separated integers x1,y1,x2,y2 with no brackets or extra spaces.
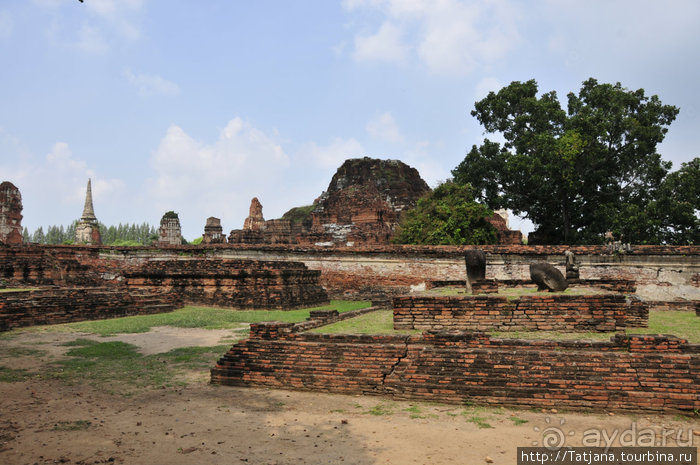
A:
211,323,700,413
393,294,649,332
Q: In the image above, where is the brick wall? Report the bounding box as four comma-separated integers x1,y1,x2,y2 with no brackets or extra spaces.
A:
211,322,700,413
122,259,329,309
392,294,648,332
0,288,180,331
1,244,697,304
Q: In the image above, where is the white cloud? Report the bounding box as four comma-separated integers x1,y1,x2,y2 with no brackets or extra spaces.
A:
353,22,407,64
344,0,520,75
148,118,290,229
366,111,403,143
299,137,365,169
0,138,124,231
123,69,181,97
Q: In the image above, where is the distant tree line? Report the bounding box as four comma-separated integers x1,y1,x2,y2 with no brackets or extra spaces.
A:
23,221,159,246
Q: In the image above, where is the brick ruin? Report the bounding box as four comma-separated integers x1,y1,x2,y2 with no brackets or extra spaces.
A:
74,179,102,245
157,211,182,245
393,293,649,332
0,246,329,329
122,259,329,309
0,181,23,245
211,321,700,413
0,287,179,331
227,157,523,246
202,217,225,244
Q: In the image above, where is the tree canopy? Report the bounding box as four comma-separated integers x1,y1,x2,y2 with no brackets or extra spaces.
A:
392,181,498,245
452,78,693,244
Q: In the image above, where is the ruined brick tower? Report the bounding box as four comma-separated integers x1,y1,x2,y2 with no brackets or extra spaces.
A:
158,211,182,245
243,197,265,231
75,179,102,245
202,216,224,244
0,181,23,245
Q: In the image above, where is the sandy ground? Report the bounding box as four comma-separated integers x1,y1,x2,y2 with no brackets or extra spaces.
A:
1,328,698,465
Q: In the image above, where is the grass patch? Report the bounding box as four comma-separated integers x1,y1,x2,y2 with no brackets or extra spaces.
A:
49,340,231,394
489,310,700,343
511,417,529,425
0,366,36,382
52,420,91,431
464,414,493,429
366,403,395,416
61,300,370,336
309,310,420,335
0,347,47,357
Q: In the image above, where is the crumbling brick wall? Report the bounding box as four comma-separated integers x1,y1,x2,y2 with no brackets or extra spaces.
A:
393,294,649,332
211,323,699,413
0,288,179,331
122,259,329,309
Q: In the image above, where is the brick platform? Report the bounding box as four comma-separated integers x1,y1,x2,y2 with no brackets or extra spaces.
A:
393,294,649,332
0,288,180,331
123,259,329,309
211,323,700,413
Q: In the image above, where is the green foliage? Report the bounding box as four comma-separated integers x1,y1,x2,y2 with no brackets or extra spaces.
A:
26,221,157,245
393,181,498,245
191,236,203,245
281,205,315,225
162,210,179,220
453,78,684,244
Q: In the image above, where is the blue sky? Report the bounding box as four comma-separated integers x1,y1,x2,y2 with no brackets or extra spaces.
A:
2,0,699,240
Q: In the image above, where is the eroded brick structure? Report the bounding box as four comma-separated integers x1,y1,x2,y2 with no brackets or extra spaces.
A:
123,259,329,309
202,217,225,244
243,198,265,231
74,179,102,245
393,293,649,332
0,181,23,245
0,287,178,331
157,211,182,246
211,321,700,413
227,158,524,246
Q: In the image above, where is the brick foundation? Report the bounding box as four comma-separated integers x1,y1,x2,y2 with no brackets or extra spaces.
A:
122,259,329,309
0,288,180,331
211,323,700,413
393,294,648,332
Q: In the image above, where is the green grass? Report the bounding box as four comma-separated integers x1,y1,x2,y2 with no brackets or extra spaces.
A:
0,347,47,357
489,310,700,343
309,309,420,334
465,414,493,428
49,340,231,394
60,300,370,336
366,402,395,416
0,366,36,382
511,417,529,425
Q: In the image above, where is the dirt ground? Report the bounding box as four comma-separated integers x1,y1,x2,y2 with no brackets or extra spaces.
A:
1,328,698,465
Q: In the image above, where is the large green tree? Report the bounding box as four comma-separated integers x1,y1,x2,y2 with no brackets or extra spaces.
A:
453,78,681,244
392,181,497,245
